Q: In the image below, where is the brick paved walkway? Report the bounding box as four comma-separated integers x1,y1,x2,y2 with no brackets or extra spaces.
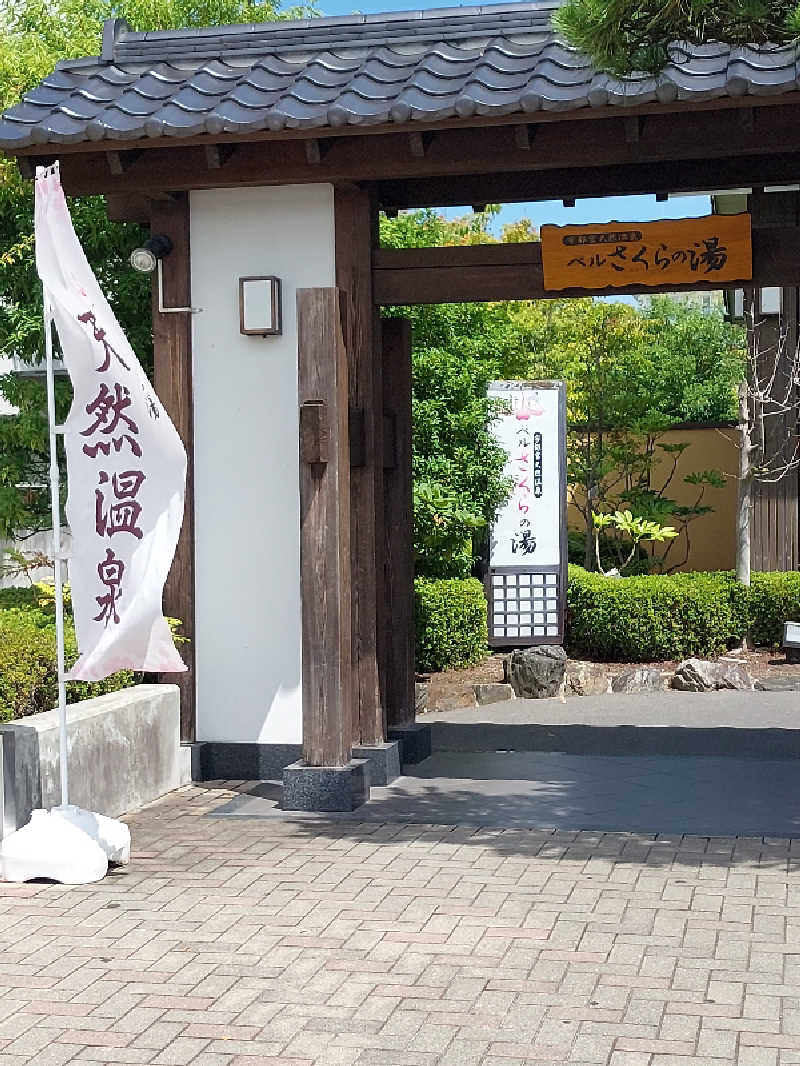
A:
2,782,800,1066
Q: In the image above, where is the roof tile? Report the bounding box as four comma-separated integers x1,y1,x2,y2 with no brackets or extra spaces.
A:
1,2,798,151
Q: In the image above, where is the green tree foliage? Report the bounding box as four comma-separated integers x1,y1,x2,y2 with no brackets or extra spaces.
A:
554,0,800,77
381,208,530,579
517,296,745,570
381,208,745,579
0,0,311,539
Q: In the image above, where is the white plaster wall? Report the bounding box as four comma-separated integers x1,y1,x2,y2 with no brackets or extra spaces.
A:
190,185,335,743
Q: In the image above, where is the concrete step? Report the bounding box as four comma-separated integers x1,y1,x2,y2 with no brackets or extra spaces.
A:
427,690,800,759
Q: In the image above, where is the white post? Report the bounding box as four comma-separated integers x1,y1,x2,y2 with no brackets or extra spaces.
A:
43,289,69,807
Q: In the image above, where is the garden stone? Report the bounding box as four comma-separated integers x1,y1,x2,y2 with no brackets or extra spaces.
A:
566,661,609,696
436,694,477,713
612,667,664,694
473,683,515,705
415,683,428,716
502,655,512,684
714,660,753,690
672,658,752,692
756,676,800,691
672,658,719,691
509,645,567,699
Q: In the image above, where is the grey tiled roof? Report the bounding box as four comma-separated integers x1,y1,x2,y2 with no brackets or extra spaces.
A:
0,1,798,151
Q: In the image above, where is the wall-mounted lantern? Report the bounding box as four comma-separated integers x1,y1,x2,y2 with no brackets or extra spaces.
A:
758,287,782,317
239,276,282,336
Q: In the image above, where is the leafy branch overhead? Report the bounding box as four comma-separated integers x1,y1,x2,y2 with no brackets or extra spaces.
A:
553,1,800,77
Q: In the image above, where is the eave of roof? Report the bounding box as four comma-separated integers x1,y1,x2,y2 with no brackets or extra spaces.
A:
0,1,797,154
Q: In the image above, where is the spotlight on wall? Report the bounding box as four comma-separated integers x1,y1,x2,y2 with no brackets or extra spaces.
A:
130,234,201,315
129,234,173,274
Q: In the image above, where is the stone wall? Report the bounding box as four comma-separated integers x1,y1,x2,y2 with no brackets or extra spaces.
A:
0,684,186,838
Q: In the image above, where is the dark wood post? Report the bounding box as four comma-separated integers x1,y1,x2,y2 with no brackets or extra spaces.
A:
150,194,195,742
297,288,353,767
748,191,800,571
381,317,416,729
334,185,385,746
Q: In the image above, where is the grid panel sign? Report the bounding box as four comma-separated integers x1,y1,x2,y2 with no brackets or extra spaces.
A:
486,381,567,647
489,568,560,641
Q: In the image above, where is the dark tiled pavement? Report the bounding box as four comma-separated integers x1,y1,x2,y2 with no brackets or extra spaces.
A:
216,752,800,838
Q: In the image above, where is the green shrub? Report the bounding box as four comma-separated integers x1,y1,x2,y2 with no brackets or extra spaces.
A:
566,566,750,661
415,577,488,672
0,597,135,723
749,571,800,647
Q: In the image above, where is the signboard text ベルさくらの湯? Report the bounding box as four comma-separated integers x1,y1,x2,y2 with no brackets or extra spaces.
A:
541,213,752,292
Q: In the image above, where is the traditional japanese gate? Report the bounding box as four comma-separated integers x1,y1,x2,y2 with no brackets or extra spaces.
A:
3,2,800,807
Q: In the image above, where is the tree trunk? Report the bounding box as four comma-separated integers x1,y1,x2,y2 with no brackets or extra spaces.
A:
735,379,752,587
584,503,594,570
583,430,594,570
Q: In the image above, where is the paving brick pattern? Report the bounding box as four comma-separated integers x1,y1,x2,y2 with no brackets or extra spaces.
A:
2,782,800,1066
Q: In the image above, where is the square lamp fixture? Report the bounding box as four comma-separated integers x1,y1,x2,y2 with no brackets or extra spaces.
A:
239,276,282,336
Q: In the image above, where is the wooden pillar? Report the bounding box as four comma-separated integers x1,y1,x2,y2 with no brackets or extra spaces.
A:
381,317,416,729
297,288,353,767
334,185,385,746
748,191,800,571
150,194,195,742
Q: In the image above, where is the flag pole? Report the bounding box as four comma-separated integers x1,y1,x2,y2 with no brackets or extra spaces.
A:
43,287,69,808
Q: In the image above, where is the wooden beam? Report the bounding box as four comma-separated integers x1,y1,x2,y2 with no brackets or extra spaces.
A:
514,124,535,150
377,152,800,209
149,195,196,743
105,193,150,222
381,317,415,731
624,116,644,145
106,149,141,175
408,131,432,158
297,287,353,767
304,138,332,165
335,185,384,748
203,143,235,170
48,102,800,199
372,227,800,305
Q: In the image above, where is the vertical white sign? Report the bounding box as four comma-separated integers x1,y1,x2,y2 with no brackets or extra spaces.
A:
489,382,563,568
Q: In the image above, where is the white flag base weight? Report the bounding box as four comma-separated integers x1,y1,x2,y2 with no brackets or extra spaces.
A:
0,806,130,885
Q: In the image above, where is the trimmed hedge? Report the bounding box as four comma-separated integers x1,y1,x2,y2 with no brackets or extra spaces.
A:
415,577,488,672
566,566,800,662
748,571,800,647
0,587,134,723
566,567,749,661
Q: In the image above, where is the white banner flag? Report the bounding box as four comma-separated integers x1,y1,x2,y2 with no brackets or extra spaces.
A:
35,163,187,681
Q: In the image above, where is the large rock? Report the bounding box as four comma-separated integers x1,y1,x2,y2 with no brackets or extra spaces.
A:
509,645,567,699
714,660,753,690
473,683,515,705
566,660,609,697
672,658,752,692
612,667,664,694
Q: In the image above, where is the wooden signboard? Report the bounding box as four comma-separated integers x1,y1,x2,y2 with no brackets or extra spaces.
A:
541,213,752,292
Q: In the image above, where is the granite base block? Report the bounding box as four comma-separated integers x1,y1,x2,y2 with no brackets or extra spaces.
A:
352,742,401,786
282,759,370,812
388,723,432,766
195,742,302,781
